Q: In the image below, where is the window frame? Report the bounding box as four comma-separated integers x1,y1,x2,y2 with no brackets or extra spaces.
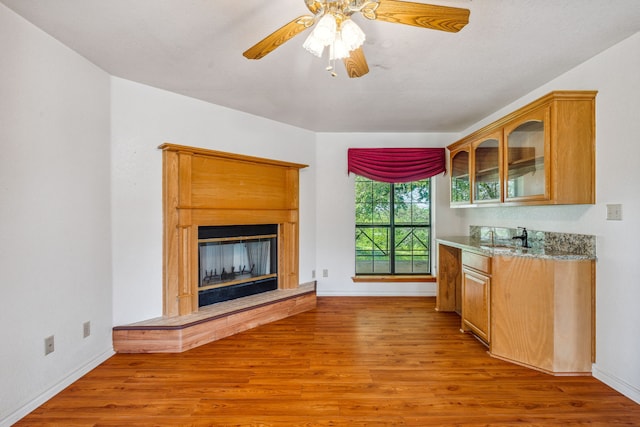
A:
353,176,434,279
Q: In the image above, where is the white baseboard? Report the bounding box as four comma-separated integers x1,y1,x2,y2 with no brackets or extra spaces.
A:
1,348,115,427
592,364,640,405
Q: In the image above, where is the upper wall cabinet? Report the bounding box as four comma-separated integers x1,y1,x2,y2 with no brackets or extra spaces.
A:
447,91,596,207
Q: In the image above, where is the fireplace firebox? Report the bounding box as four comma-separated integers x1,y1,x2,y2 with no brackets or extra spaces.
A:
198,224,278,307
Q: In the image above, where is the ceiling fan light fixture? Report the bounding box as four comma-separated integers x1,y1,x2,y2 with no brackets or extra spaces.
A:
303,13,365,67
303,32,326,57
313,13,338,45
340,18,366,51
329,34,350,60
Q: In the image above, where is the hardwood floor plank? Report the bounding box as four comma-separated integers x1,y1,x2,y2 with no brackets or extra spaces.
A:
15,297,640,426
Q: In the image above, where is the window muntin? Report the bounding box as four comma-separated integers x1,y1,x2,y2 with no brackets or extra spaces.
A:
355,177,431,275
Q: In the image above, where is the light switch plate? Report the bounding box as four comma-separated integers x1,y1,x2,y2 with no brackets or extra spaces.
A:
606,204,622,220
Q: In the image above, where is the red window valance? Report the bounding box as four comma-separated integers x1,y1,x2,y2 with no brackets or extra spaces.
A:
347,147,446,183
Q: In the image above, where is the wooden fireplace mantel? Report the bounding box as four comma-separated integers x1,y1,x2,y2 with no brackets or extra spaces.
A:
159,143,308,317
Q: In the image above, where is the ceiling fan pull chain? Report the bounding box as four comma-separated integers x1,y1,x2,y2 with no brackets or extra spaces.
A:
326,53,337,77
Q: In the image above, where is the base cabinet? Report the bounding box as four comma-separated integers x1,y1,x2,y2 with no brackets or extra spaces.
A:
436,241,594,375
490,256,594,375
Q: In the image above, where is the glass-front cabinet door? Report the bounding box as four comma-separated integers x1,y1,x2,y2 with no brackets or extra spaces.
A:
472,133,501,203
450,148,470,204
504,106,550,201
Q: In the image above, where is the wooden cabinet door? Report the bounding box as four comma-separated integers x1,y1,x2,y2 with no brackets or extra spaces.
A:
462,267,490,343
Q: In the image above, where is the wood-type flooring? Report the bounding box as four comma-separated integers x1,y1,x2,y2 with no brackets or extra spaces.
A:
16,297,640,426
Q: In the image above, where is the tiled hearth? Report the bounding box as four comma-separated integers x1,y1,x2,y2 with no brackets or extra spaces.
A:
112,282,316,353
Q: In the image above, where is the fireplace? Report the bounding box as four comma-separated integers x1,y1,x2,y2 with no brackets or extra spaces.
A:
111,144,311,354
160,143,307,317
198,224,278,307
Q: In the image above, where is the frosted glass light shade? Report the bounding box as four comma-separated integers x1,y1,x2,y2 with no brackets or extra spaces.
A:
303,32,325,57
341,19,365,51
303,13,366,63
313,14,337,45
330,35,350,60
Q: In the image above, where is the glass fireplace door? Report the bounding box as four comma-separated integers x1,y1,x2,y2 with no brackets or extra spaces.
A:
199,235,276,289
197,224,278,307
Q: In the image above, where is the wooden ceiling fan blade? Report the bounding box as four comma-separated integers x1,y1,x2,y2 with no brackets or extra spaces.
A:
343,47,370,78
243,16,314,60
373,0,470,33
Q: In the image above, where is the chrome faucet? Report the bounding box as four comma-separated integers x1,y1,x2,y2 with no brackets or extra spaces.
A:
512,227,529,248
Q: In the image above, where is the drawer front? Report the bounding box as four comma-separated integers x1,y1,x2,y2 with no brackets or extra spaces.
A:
462,251,491,274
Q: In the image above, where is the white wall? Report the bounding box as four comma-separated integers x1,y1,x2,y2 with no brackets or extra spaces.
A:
314,132,459,296
446,32,640,403
111,78,317,325
0,4,113,425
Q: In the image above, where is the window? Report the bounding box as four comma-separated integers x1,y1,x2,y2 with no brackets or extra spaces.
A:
355,176,432,275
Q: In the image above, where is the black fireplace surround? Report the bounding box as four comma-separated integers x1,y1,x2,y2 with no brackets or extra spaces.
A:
197,224,278,307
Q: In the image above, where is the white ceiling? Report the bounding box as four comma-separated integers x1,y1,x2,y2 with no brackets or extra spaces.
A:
3,0,640,132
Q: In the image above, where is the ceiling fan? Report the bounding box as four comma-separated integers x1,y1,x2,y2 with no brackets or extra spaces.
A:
243,0,470,78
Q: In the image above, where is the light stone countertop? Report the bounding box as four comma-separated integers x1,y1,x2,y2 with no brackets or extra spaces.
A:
437,236,596,260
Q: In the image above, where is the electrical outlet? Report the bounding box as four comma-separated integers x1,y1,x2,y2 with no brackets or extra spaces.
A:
311,270,316,279
44,335,55,355
323,269,328,278
83,321,91,338
606,204,622,220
